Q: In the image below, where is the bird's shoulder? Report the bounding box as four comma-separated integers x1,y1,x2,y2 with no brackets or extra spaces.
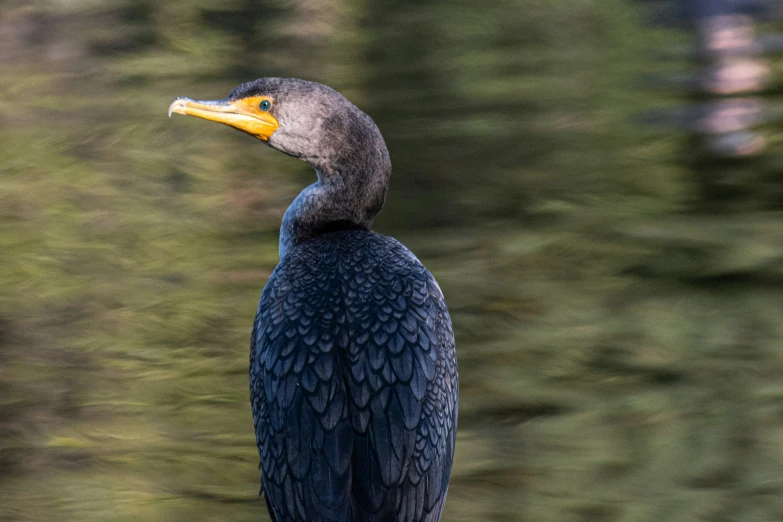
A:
264,229,438,297
287,229,426,272
253,229,448,368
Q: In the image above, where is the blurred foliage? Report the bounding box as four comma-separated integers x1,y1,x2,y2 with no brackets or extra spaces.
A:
1,0,783,521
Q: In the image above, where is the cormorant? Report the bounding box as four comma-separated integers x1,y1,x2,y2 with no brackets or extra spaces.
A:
169,78,458,522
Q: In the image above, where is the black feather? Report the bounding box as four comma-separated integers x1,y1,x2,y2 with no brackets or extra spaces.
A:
251,230,457,521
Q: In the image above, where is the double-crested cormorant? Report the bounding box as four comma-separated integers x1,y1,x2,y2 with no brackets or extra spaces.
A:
169,78,458,522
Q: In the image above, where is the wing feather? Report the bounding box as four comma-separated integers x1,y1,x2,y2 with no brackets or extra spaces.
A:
251,231,457,522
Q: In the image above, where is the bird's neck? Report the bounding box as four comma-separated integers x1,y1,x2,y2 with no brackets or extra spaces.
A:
278,164,390,259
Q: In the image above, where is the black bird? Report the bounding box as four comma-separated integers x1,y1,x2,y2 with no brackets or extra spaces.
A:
169,78,458,522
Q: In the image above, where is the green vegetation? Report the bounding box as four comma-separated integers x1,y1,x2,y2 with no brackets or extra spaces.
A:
1,0,782,520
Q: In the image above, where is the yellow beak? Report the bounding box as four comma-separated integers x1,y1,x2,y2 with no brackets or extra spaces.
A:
168,96,279,142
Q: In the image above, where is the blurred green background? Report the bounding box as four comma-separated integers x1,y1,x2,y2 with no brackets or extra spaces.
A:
2,0,783,521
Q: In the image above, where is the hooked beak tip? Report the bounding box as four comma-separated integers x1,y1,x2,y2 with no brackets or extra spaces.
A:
168,97,191,118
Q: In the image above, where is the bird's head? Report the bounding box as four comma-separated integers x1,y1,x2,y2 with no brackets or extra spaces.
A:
169,77,390,179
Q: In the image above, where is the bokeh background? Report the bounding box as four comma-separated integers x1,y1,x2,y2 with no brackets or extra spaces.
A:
2,0,783,520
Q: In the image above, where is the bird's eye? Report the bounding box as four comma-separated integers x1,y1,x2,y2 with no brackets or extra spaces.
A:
259,100,272,111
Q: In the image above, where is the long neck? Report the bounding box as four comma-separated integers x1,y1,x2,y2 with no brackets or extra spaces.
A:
279,161,390,259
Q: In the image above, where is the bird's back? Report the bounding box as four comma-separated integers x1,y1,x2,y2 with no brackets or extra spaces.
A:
250,230,457,522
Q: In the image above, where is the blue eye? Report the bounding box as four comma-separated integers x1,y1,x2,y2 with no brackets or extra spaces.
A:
259,99,272,111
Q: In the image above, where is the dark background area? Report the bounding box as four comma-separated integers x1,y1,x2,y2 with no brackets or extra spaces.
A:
1,0,783,520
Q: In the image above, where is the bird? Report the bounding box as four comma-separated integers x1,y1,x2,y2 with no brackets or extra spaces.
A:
169,78,458,522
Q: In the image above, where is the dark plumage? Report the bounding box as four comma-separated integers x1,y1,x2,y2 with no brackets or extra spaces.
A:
170,78,458,522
